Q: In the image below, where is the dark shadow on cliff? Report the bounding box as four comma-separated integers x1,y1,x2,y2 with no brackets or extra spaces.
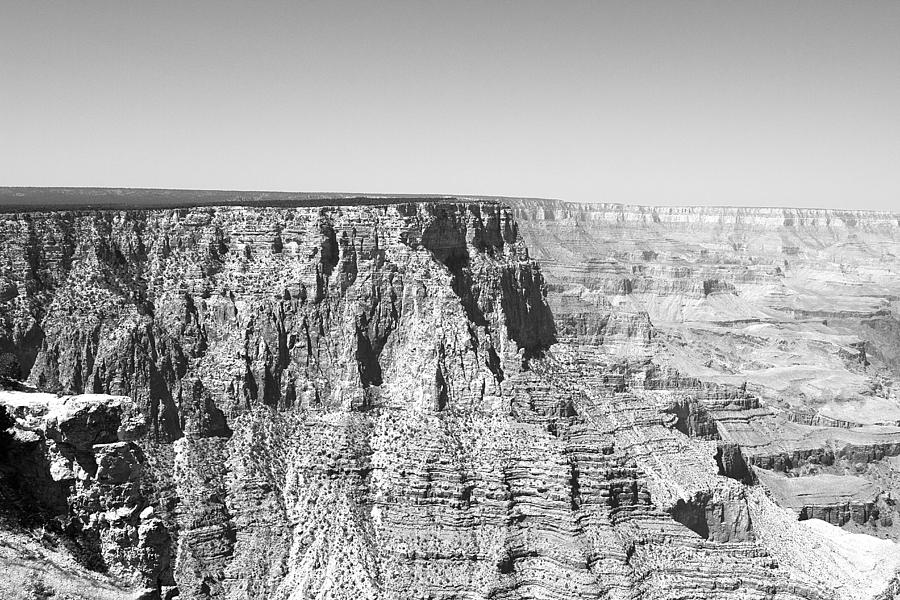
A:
416,204,556,362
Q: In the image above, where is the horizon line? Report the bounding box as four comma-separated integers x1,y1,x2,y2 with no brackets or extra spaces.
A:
1,186,898,216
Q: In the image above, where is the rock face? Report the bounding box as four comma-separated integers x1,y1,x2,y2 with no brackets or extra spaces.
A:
0,192,899,600
0,391,169,596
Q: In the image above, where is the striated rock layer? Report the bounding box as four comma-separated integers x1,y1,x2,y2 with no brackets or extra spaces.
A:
511,199,900,587
0,191,898,600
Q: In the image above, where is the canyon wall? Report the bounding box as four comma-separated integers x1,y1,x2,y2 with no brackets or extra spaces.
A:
511,199,900,565
0,193,898,600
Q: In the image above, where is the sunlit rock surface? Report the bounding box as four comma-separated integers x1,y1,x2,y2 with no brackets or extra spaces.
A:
0,191,898,599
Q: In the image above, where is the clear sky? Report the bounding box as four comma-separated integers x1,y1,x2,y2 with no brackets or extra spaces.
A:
1,1,898,209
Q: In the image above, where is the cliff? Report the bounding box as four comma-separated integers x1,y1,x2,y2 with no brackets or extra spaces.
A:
0,191,897,600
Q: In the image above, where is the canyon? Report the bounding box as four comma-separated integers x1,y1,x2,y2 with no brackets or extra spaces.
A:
0,189,899,599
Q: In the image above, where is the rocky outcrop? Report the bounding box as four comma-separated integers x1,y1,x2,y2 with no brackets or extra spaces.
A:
0,392,171,597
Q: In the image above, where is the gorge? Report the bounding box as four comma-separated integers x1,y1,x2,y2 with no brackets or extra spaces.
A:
1,189,899,600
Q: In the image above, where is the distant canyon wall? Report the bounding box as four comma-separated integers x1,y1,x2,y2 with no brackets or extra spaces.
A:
511,200,900,420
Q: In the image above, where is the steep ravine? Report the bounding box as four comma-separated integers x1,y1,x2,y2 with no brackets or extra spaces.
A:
0,195,897,600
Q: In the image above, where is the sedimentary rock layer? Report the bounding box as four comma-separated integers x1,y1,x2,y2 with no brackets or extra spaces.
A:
511,199,900,557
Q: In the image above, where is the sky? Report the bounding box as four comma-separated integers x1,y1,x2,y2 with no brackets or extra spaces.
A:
1,1,899,209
